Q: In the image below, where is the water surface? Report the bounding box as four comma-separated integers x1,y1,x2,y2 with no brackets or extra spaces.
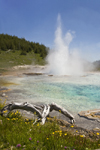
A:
2,72,100,114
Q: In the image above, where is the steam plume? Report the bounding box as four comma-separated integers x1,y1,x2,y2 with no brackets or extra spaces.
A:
46,15,84,75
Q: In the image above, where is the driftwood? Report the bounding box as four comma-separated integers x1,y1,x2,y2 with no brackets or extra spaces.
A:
0,102,75,125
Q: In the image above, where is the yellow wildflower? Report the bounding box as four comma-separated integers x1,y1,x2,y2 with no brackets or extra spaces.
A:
80,135,84,137
47,138,49,140
59,110,61,113
70,125,74,128
34,111,36,115
64,133,67,136
37,123,39,126
52,132,55,134
76,130,78,132
16,110,19,113
3,110,8,113
97,132,99,135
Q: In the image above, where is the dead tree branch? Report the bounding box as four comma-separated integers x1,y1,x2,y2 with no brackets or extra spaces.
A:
0,102,75,124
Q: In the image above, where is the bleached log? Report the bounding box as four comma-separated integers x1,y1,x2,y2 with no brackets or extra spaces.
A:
50,102,75,123
41,104,50,125
0,102,75,124
0,102,42,119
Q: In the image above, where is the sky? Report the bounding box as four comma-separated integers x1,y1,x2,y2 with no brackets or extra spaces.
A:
0,0,100,62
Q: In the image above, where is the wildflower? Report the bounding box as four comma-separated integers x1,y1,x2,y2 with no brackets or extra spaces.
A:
34,111,36,115
59,110,61,113
29,137,32,141
16,144,21,147
70,125,74,128
3,110,8,113
37,140,39,143
80,135,84,137
97,132,99,135
64,133,67,136
47,138,49,140
16,110,19,113
37,123,39,126
76,130,78,132
52,132,55,134
64,146,67,149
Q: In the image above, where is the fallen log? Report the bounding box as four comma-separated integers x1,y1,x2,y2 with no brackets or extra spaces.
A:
0,102,75,125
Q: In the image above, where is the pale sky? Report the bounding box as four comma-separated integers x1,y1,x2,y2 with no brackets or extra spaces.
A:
0,0,100,61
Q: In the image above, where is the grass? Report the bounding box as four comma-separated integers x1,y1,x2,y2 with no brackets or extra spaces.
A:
0,100,100,150
0,50,45,70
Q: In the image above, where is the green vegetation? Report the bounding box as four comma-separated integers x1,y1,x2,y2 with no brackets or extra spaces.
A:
0,34,49,70
0,50,45,69
93,60,100,71
0,100,100,150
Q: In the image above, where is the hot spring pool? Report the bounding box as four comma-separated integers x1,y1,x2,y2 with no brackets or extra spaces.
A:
2,72,100,114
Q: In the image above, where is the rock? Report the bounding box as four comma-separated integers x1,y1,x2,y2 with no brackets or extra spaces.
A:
95,112,100,116
0,88,8,91
93,127,100,131
79,109,100,120
2,93,6,97
23,73,43,76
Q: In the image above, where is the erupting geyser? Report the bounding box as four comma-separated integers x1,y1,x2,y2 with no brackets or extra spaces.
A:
46,15,84,75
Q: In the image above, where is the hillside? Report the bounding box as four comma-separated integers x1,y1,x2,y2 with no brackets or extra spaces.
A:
93,60,100,71
0,34,49,59
0,34,49,71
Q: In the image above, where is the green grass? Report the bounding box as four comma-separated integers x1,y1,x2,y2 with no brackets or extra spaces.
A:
0,100,100,150
0,50,45,70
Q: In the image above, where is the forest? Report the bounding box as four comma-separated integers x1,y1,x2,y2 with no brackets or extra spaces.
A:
0,33,49,59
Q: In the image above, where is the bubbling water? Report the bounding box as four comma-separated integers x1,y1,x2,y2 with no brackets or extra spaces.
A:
45,15,84,75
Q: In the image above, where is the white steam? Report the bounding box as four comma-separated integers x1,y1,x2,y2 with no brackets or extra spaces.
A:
45,15,84,75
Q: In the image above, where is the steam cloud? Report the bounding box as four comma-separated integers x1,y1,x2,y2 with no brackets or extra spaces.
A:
45,15,84,75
